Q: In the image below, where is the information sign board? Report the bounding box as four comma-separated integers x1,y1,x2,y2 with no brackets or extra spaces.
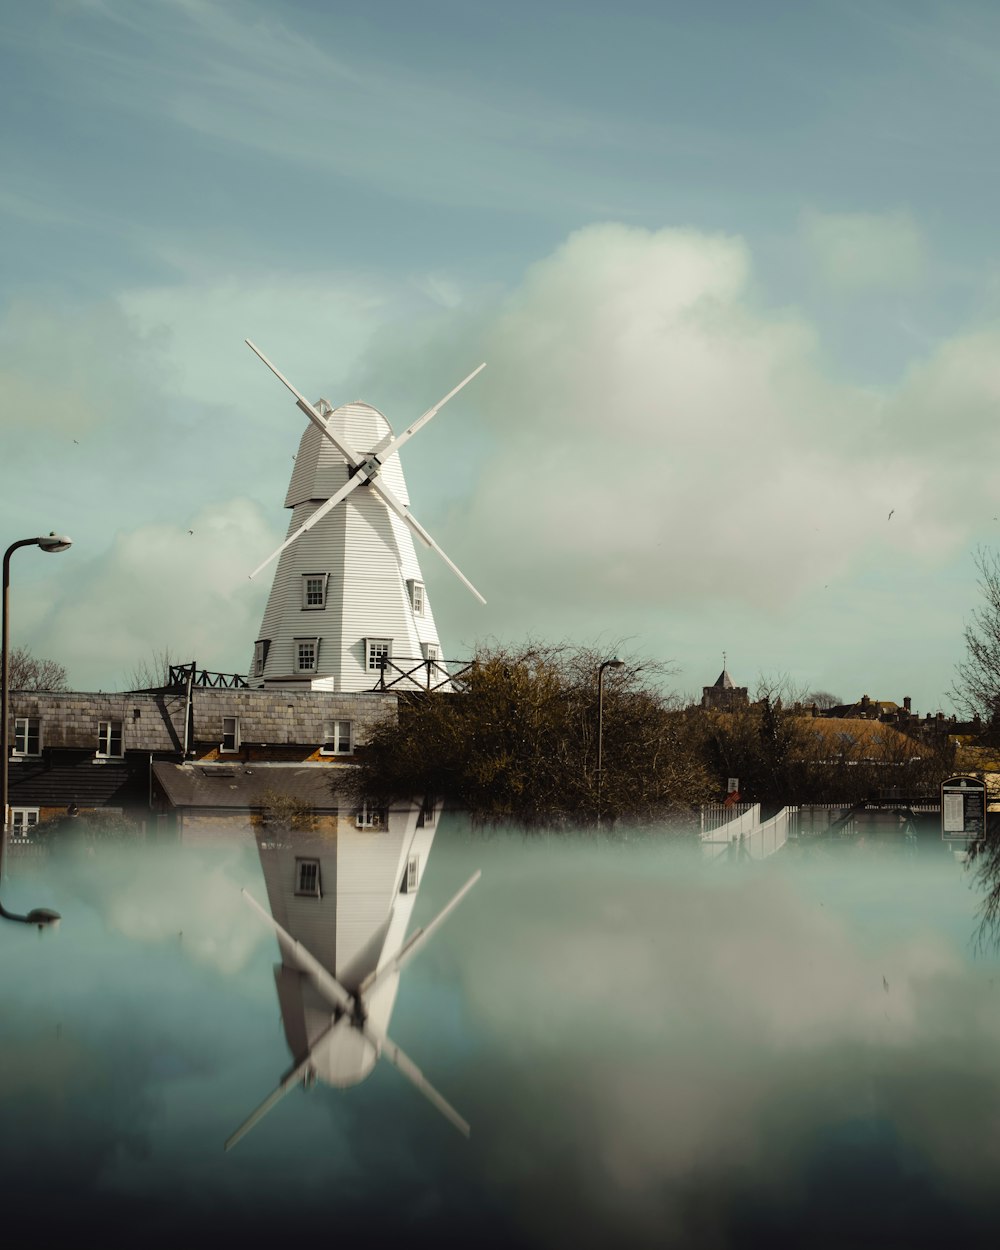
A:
941,776,987,842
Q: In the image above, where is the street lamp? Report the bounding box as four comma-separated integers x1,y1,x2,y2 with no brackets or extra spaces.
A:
1,533,72,928
596,658,624,825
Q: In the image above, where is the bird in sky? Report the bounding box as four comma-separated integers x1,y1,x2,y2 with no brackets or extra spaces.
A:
887,510,895,521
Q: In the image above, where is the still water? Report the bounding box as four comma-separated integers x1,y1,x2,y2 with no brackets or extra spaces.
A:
1,817,999,1248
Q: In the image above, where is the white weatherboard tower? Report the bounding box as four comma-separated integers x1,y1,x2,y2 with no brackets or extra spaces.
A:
245,342,486,692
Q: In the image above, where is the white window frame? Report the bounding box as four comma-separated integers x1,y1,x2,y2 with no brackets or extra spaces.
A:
12,716,41,757
253,640,269,676
407,579,425,616
320,720,353,756
9,807,39,834
355,801,384,830
294,637,319,674
301,573,329,611
295,857,322,897
402,853,419,893
221,716,240,754
366,638,391,672
96,719,123,758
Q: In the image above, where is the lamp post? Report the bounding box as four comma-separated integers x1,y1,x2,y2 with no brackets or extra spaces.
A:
596,658,624,825
1,533,71,929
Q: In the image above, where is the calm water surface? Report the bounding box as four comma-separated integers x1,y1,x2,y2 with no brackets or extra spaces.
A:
1,818,998,1248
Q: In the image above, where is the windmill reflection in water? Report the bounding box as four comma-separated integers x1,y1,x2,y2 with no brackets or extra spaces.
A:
227,798,479,1149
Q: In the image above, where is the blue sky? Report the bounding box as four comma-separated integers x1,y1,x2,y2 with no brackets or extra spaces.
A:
3,0,1000,710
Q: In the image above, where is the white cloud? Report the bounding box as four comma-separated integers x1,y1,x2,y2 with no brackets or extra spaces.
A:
17,498,278,689
801,208,926,290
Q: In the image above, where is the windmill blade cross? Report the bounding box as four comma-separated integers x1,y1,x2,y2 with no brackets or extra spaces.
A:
371,362,486,460
371,477,487,605
248,471,367,580
245,339,363,468
363,1022,470,1137
241,889,355,1014
224,1053,313,1152
360,870,481,999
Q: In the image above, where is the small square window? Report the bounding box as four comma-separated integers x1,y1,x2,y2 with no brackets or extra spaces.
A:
302,574,327,610
367,638,391,671
295,858,321,897
221,716,240,753
13,717,41,757
320,720,352,755
97,720,123,758
295,638,319,673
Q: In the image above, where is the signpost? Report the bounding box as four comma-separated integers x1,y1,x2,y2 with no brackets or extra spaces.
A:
941,775,987,842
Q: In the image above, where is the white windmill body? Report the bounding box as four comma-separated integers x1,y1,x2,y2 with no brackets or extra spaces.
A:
226,799,480,1149
244,343,485,693
252,402,444,691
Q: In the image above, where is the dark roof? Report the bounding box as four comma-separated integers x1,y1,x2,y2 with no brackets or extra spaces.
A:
713,670,734,689
7,756,142,807
152,761,351,811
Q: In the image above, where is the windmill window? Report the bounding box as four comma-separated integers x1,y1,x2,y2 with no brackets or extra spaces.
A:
295,638,319,673
422,643,440,663
408,580,425,615
320,720,353,756
367,638,391,671
13,717,41,757
302,574,328,610
253,639,270,676
402,853,419,893
295,858,321,897
221,717,240,753
97,720,123,758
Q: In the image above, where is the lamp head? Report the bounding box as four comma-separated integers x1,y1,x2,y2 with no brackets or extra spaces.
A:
606,658,624,669
26,908,61,930
36,533,72,554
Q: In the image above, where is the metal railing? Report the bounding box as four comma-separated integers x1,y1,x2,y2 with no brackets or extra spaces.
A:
373,656,477,693
168,662,249,689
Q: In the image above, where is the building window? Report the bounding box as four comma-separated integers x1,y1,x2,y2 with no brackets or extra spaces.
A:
97,720,123,758
408,580,425,616
422,643,440,663
295,858,322,897
13,717,41,757
221,716,240,753
320,720,352,756
253,640,270,675
401,853,419,893
355,801,386,830
9,808,39,834
366,638,391,672
295,637,319,673
302,574,328,610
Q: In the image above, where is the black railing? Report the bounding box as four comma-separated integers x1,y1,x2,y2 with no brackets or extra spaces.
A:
373,656,476,693
168,662,249,690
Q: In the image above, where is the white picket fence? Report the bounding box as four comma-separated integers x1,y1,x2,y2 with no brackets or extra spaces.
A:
698,804,797,861
699,803,761,861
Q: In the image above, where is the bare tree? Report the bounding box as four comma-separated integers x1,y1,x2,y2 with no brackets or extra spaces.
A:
953,547,1000,722
3,645,68,691
123,648,177,691
806,690,843,710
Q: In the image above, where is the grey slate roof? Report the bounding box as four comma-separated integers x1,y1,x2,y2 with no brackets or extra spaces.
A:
153,761,352,811
714,670,734,689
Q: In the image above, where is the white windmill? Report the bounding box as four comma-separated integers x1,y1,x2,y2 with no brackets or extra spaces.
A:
245,342,485,693
225,800,480,1149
